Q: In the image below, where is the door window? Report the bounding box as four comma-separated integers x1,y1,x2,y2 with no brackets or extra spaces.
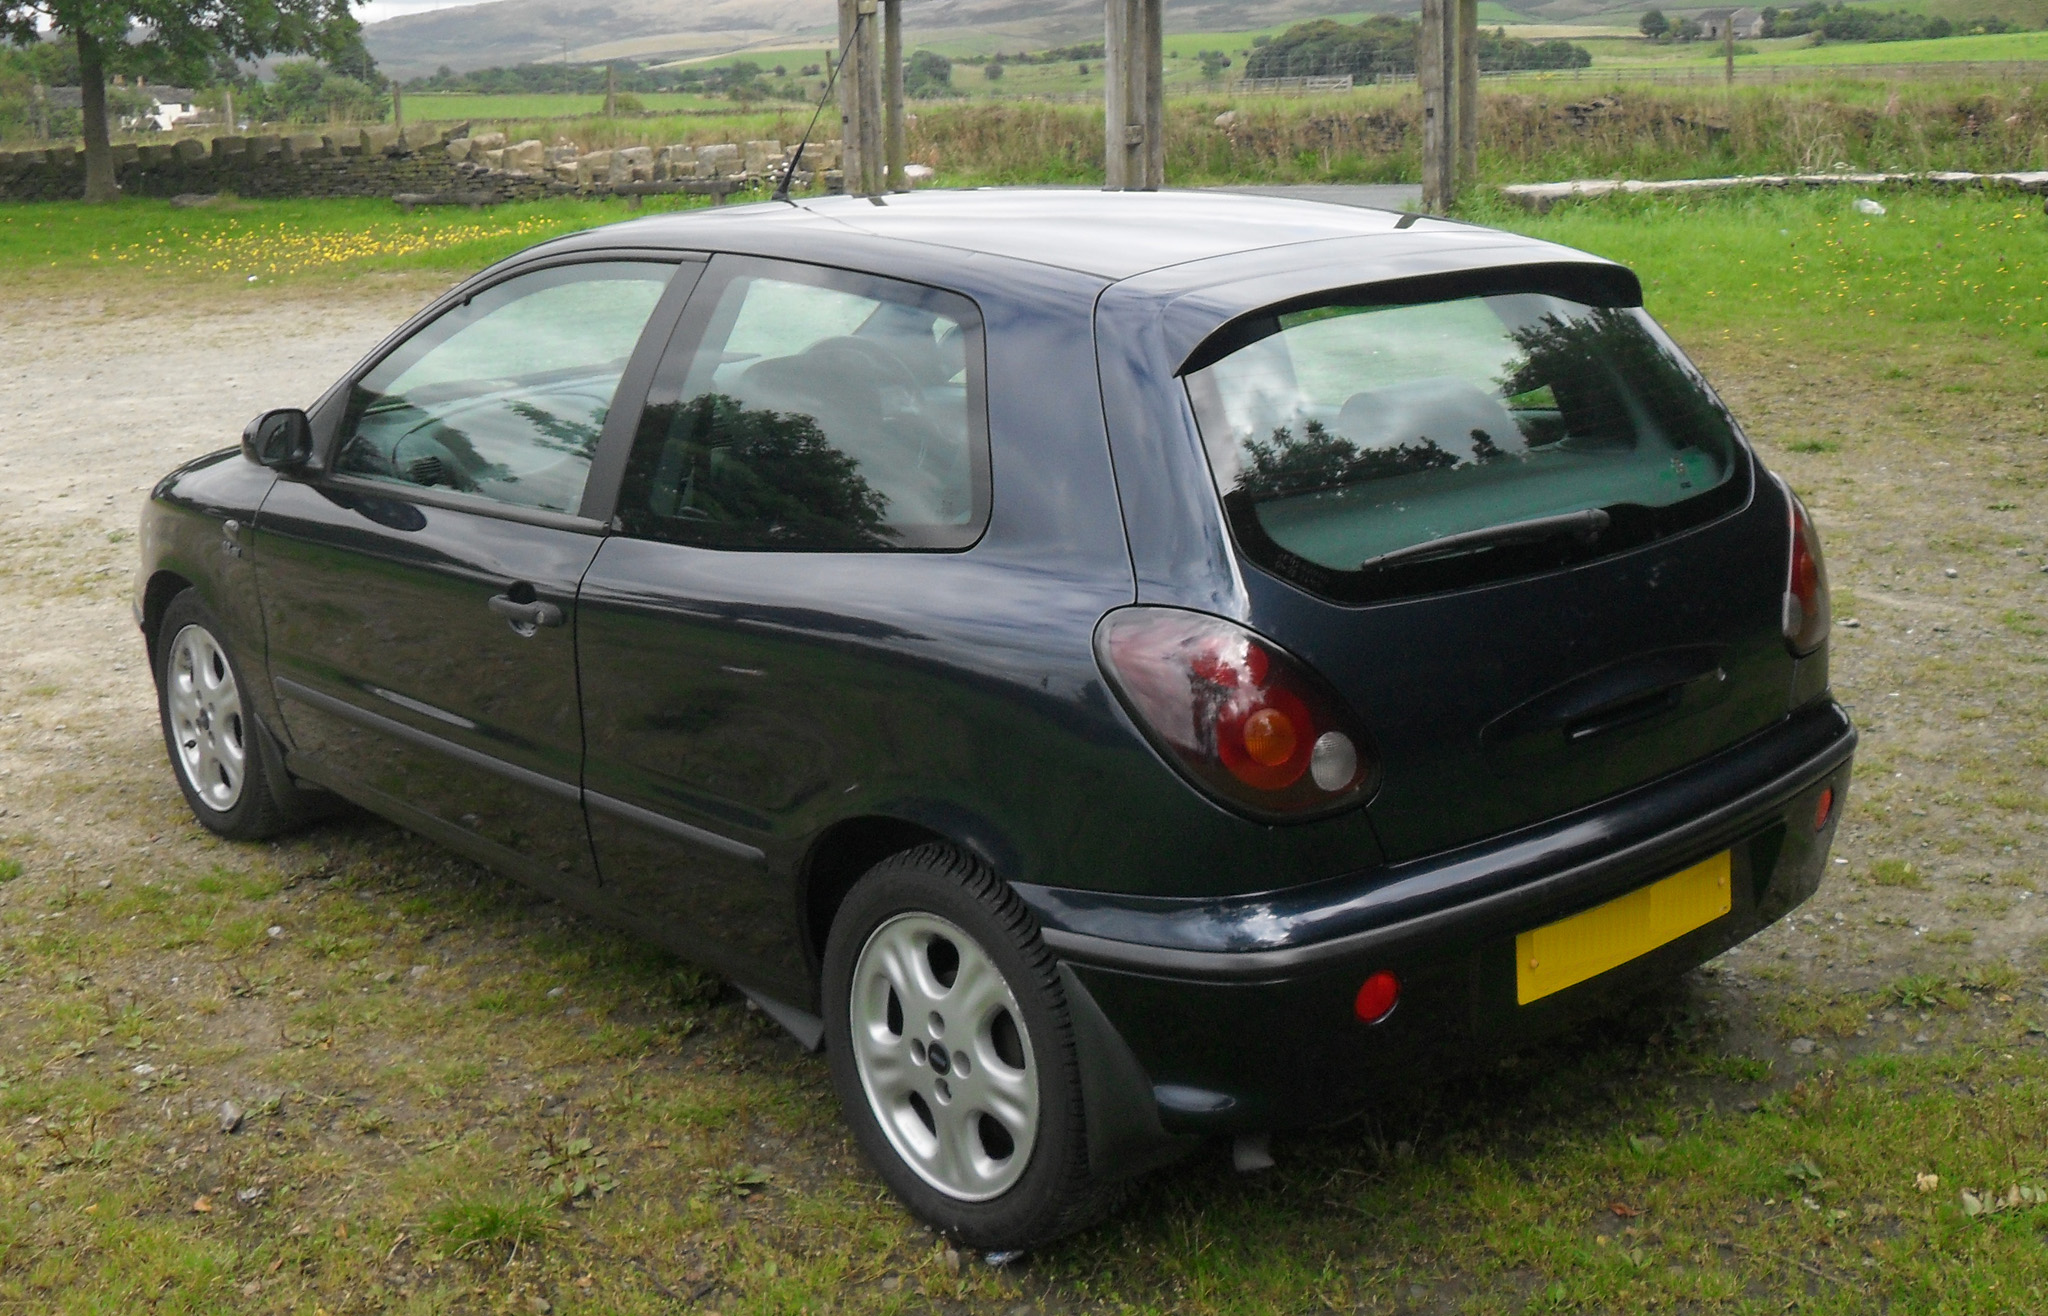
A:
334,261,675,515
614,260,989,551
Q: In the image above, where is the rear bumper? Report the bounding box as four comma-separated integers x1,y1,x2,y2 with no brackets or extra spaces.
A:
1022,699,1854,1137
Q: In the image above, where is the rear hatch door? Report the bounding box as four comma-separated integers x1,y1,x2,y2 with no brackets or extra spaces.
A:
1104,236,1797,861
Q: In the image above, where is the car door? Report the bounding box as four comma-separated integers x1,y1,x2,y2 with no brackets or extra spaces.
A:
257,255,700,893
575,256,992,997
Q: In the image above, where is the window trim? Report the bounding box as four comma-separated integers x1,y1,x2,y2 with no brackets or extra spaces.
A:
607,252,994,554
300,251,704,531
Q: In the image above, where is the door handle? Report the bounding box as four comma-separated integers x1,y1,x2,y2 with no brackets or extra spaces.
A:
488,593,564,633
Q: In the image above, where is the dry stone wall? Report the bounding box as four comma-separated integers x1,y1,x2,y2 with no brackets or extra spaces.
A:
0,125,848,204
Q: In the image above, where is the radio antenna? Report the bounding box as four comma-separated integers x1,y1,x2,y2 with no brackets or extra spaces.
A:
776,16,865,203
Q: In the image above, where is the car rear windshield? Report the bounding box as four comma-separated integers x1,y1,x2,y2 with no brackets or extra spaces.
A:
1184,291,1747,603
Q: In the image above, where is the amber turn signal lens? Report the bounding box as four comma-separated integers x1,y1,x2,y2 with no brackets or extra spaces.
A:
1242,708,1298,767
1354,970,1400,1025
1814,786,1834,832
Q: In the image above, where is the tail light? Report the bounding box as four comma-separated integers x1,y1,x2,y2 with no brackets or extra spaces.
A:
1094,607,1378,819
1782,486,1831,656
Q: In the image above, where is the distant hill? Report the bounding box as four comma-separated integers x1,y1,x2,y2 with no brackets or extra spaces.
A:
359,0,1454,79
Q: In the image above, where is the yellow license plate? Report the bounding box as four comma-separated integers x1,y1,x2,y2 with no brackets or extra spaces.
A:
1515,852,1732,1005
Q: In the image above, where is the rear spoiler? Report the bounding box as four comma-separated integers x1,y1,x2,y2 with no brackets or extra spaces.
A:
1179,260,1647,377
1104,231,1642,378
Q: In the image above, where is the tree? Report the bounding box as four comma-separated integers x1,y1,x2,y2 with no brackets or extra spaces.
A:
250,57,381,123
0,2,367,203
983,59,1004,82
1639,9,1670,39
904,48,951,98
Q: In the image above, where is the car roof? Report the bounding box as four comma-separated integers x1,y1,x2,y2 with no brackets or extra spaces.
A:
576,187,1561,282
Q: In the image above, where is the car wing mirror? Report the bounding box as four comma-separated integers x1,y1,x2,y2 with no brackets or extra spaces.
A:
241,408,313,472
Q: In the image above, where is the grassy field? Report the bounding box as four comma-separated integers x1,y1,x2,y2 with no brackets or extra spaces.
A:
0,195,713,281
399,92,734,122
392,79,2047,193
1760,29,2048,64
0,184,2044,1313
1569,30,2048,68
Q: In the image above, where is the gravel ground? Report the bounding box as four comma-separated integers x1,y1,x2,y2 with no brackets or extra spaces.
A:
1,277,442,867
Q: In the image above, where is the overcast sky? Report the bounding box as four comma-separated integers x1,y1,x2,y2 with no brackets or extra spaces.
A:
357,0,487,24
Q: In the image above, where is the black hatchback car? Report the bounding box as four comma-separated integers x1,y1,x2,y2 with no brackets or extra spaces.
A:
138,190,1853,1247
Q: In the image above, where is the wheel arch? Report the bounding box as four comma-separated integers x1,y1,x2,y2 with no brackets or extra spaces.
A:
141,569,197,673
799,816,950,975
799,807,1028,976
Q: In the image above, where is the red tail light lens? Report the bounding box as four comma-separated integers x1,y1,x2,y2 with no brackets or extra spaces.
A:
1095,607,1378,819
1782,487,1831,656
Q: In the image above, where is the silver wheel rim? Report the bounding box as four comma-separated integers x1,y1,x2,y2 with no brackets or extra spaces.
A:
849,912,1040,1202
165,623,247,812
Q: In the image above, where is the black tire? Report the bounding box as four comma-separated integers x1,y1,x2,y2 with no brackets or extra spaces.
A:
155,590,297,840
822,844,1113,1249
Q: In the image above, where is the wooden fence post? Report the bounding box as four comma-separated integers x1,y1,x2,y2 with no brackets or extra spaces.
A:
1457,0,1478,189
883,0,906,191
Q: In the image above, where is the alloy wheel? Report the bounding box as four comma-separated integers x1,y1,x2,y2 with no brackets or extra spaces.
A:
165,623,247,812
848,912,1040,1201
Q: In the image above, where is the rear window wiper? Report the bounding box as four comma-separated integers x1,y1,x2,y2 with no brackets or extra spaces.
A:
1359,507,1611,574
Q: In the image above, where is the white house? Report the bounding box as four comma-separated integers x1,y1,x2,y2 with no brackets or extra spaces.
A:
134,83,201,131
49,82,201,131
1694,8,1767,40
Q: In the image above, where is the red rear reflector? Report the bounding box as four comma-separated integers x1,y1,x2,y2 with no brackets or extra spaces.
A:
1354,971,1400,1024
1814,786,1834,831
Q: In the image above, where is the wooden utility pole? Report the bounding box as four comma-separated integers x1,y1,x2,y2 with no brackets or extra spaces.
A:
1723,23,1736,86
604,65,617,117
1419,0,1454,212
1104,0,1164,190
856,0,883,194
1457,0,1478,189
1421,0,1478,212
883,0,907,191
222,86,235,134
392,83,404,135
837,0,884,194
837,0,860,189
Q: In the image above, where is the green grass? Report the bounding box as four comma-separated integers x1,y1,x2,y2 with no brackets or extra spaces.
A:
1574,30,2048,68
1767,29,2048,64
1462,186,2048,350
0,193,717,282
1865,857,1930,887
398,90,733,121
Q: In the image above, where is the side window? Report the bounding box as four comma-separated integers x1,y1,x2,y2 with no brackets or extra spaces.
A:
614,259,988,551
334,261,675,515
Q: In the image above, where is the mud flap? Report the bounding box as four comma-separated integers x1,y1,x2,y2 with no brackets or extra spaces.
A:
1059,963,1190,1181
